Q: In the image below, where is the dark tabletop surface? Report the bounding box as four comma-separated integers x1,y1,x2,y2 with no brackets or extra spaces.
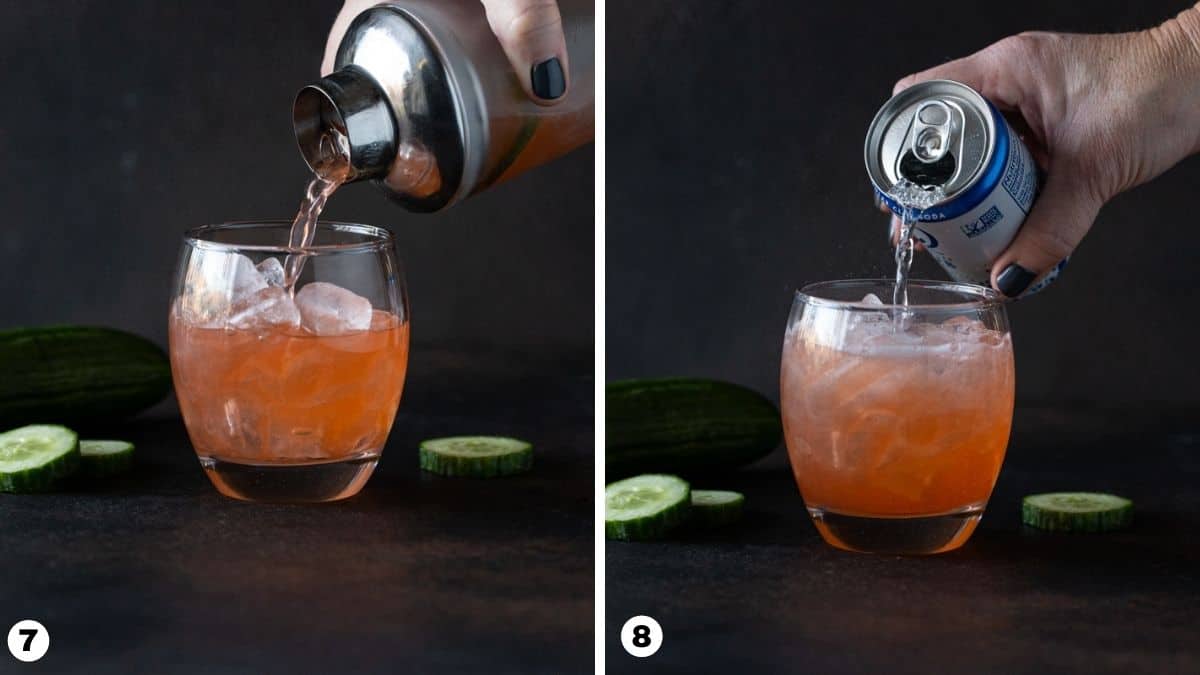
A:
1,347,594,675
606,407,1200,674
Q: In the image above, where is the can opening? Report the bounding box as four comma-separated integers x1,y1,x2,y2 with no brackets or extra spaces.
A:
899,150,957,186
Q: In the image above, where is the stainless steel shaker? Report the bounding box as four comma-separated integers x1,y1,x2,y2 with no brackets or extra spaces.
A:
293,0,594,212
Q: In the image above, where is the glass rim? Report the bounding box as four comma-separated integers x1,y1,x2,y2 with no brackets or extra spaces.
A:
796,278,1005,311
183,220,393,255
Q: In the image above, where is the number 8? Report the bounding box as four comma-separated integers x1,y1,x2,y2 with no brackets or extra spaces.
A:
632,625,651,648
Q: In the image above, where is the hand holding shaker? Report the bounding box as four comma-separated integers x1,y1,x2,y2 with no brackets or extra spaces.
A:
293,0,594,212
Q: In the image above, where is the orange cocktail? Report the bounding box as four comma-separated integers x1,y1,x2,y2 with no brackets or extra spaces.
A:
780,280,1014,554
170,309,408,465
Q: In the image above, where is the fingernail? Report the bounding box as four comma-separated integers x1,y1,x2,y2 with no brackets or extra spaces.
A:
531,57,566,100
996,263,1036,298
1016,257,1069,299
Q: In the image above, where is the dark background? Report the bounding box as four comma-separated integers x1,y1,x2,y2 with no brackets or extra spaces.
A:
607,0,1200,409
0,0,593,357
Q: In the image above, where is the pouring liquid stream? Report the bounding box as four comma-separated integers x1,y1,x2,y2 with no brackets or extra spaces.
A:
886,178,946,327
284,129,353,290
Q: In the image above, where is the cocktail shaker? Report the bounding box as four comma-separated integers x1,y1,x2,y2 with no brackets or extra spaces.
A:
293,0,594,212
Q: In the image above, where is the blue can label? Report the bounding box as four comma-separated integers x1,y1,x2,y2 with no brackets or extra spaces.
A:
910,115,1039,287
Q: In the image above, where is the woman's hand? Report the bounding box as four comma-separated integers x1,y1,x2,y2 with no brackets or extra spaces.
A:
891,3,1200,297
323,0,569,104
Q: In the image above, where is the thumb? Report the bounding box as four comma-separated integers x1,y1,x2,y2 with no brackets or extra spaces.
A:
990,169,1100,297
481,0,570,105
893,35,1035,112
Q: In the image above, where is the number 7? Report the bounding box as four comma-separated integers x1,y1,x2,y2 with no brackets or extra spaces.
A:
18,628,37,651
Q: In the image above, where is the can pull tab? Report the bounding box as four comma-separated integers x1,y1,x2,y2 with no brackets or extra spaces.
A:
898,99,958,186
910,101,953,163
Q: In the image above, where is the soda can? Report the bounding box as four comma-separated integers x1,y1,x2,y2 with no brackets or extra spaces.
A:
864,79,1064,292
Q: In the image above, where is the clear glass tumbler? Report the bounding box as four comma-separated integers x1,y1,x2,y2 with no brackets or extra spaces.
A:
780,280,1014,554
169,221,409,503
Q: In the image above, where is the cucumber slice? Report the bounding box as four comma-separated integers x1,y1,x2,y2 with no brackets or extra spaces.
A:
1022,492,1133,532
605,474,690,541
80,440,135,478
691,490,745,528
418,436,533,477
0,424,80,492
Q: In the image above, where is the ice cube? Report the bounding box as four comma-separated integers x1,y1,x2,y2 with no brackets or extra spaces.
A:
849,293,891,333
229,253,268,297
295,282,373,335
228,287,301,330
177,252,267,327
941,315,980,333
256,257,286,287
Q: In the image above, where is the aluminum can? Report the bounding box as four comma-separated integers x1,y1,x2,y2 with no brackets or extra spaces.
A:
865,79,1064,290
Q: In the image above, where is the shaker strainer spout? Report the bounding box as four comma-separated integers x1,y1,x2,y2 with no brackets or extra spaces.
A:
293,67,397,185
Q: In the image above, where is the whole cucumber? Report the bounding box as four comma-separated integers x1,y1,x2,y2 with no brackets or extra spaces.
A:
606,377,782,480
0,326,172,427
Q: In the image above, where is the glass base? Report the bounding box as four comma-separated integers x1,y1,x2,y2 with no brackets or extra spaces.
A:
807,502,985,555
198,452,380,503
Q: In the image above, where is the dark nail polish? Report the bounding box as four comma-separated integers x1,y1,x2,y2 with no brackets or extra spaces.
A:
531,57,565,100
996,263,1036,298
